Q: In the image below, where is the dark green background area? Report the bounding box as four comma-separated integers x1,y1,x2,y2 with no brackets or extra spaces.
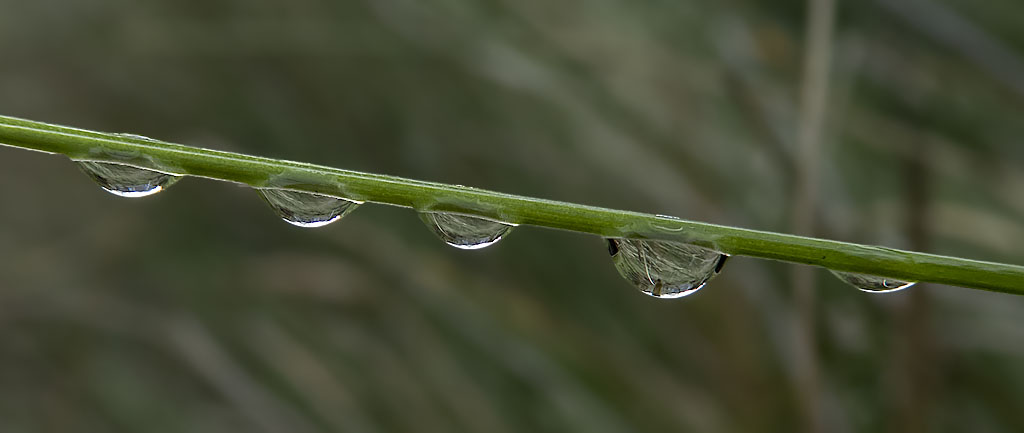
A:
1,0,1023,432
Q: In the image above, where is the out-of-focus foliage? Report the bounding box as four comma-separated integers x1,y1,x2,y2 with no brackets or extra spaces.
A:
1,0,1022,432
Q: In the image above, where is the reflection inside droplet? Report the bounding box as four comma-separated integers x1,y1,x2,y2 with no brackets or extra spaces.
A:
830,270,915,293
419,212,515,250
257,188,360,228
75,161,181,198
607,238,727,299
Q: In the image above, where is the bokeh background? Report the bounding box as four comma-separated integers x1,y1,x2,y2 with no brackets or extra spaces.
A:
2,0,1024,432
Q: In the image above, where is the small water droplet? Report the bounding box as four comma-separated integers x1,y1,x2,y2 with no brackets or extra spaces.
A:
830,271,915,293
607,238,727,299
115,133,157,141
257,188,360,228
76,161,181,198
419,212,514,250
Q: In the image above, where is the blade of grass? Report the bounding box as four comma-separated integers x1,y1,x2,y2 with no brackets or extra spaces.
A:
0,114,1022,293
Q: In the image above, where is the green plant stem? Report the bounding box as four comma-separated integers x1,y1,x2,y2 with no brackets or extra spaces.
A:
1,114,1022,293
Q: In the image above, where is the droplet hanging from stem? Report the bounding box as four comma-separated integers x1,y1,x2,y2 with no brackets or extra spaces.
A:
419,212,515,250
607,238,727,299
76,161,181,198
830,271,915,293
257,188,361,228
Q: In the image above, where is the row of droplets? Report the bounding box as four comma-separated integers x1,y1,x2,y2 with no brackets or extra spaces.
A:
76,160,917,298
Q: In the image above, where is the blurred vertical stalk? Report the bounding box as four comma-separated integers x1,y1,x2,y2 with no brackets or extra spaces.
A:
891,140,934,433
791,0,837,431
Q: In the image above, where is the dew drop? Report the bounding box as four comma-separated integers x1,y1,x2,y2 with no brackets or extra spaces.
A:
257,188,360,228
830,271,916,293
115,133,157,141
76,161,181,198
606,238,727,299
419,212,515,250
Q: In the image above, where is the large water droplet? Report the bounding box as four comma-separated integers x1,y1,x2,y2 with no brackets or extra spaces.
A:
607,238,727,299
419,212,515,250
76,161,181,198
830,271,915,293
257,188,360,228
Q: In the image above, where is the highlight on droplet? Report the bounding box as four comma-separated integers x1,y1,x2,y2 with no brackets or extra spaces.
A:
418,211,515,250
606,238,727,299
257,188,361,228
75,160,182,198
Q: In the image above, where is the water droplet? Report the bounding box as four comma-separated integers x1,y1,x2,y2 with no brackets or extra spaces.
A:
257,188,360,228
76,161,181,198
115,133,157,141
830,271,915,293
419,212,515,250
606,238,727,299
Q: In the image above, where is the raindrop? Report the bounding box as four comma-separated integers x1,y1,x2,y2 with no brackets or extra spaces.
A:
607,238,727,299
419,212,515,250
257,188,360,228
830,271,915,293
76,161,181,198
115,133,157,141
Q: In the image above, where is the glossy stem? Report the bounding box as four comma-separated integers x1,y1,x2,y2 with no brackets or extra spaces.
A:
1,114,1022,293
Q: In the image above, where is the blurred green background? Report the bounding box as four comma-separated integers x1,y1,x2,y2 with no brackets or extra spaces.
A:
1,0,1023,432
